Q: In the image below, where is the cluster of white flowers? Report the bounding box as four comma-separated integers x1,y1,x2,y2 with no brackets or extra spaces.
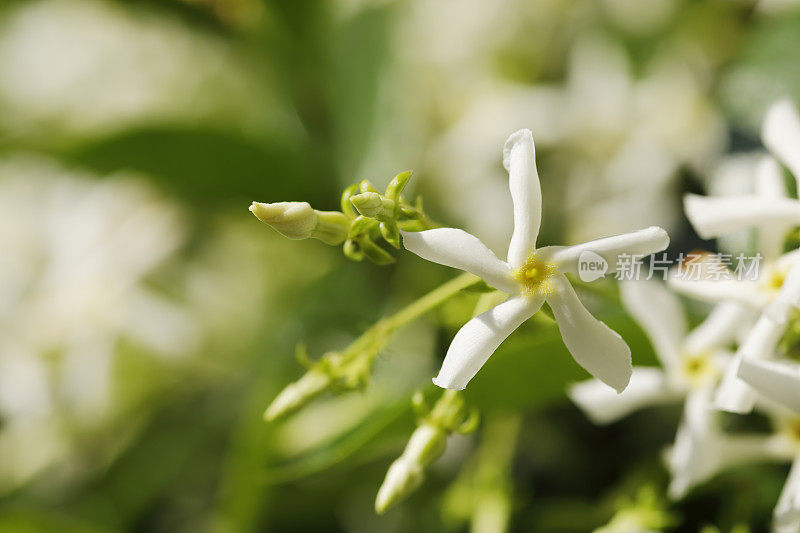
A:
254,96,800,528
567,98,800,533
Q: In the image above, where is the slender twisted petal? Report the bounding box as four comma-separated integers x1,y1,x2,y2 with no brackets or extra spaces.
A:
715,314,785,414
738,359,800,415
568,367,679,425
546,275,632,393
504,129,542,268
683,194,800,240
620,280,686,369
775,457,800,533
763,98,800,184
546,226,669,275
433,296,542,390
683,302,754,354
401,228,516,293
756,156,792,261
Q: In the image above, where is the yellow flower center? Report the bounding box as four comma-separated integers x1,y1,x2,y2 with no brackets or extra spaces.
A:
759,265,787,295
679,351,717,387
513,254,558,297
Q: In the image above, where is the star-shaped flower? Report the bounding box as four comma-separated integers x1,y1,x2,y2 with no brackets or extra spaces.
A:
401,129,670,392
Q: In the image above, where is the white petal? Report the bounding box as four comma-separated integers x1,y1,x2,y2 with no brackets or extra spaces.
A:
715,314,785,414
547,275,632,393
683,194,800,240
667,273,767,308
667,389,717,498
756,156,791,261
401,229,516,293
683,302,755,355
504,129,542,268
432,295,541,390
620,279,686,369
775,457,800,533
757,155,790,198
568,367,679,425
546,226,669,275
738,359,800,415
762,98,800,184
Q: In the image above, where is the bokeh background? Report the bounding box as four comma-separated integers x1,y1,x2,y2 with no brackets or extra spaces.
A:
0,0,797,531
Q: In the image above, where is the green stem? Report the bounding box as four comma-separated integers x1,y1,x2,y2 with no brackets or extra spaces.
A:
385,272,480,334
340,272,480,366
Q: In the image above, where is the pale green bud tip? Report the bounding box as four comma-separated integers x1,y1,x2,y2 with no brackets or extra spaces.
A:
264,371,332,422
250,202,349,245
350,192,394,219
374,424,446,514
250,201,317,240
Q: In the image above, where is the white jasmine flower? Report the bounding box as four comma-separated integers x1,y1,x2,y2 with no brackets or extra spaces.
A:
684,98,800,256
569,279,751,425
715,255,800,414
401,130,669,392
665,387,794,499
674,99,800,312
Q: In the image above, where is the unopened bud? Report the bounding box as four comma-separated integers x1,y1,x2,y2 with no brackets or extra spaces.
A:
375,424,447,514
264,370,332,422
350,192,395,220
386,171,412,201
250,202,349,245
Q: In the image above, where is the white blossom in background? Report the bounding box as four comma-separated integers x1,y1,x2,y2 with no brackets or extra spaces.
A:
712,255,800,414
0,156,200,492
737,359,800,533
672,100,800,312
568,278,762,499
570,279,751,424
683,98,800,262
0,0,289,140
675,98,800,413
402,129,669,392
663,386,797,500
416,33,724,249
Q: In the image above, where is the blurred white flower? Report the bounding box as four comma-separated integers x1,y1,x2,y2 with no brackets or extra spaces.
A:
684,99,800,248
665,387,795,499
418,33,725,248
402,130,669,391
0,156,200,491
715,256,800,414
570,279,752,424
674,100,800,312
0,0,288,140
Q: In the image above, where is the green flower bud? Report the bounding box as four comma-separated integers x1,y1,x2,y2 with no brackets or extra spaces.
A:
385,171,412,201
375,424,447,514
250,202,349,245
350,192,396,220
250,201,317,240
264,370,332,422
